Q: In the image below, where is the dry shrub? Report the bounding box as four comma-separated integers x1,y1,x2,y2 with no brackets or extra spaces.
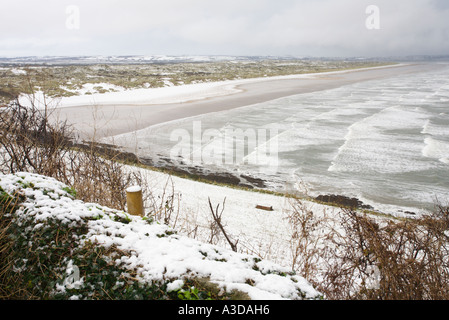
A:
0,100,147,212
146,175,181,226
285,197,331,279
0,101,71,179
67,146,148,211
288,196,449,300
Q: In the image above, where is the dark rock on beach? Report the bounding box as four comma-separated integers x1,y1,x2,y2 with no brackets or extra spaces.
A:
139,155,268,189
240,174,267,188
315,194,374,210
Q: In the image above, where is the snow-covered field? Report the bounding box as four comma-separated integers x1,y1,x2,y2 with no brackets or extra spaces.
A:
136,165,338,268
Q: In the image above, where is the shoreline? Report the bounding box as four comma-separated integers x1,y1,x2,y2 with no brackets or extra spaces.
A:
50,63,439,140
78,139,413,217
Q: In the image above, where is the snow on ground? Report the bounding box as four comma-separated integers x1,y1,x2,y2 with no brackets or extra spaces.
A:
0,171,322,300
10,68,27,75
61,83,125,95
18,80,243,109
129,165,340,269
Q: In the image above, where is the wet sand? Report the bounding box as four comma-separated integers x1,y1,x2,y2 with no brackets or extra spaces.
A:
51,63,439,140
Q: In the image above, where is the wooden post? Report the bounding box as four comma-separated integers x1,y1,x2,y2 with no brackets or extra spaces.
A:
126,186,144,216
255,205,274,211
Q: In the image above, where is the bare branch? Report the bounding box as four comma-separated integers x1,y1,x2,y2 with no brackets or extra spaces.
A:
208,197,238,252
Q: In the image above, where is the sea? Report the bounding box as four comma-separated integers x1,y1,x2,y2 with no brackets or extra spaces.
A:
112,63,449,216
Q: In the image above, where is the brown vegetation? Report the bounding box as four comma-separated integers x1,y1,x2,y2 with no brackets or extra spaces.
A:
287,197,449,300
0,99,147,211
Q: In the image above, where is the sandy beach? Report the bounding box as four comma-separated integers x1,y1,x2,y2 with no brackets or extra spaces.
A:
51,63,439,140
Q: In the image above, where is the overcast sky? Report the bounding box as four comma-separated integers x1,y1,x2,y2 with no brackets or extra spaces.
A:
1,0,448,57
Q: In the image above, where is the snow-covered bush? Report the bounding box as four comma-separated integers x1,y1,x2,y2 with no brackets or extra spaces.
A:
0,172,322,300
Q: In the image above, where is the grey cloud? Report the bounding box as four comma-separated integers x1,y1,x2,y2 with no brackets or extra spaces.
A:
1,0,448,57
